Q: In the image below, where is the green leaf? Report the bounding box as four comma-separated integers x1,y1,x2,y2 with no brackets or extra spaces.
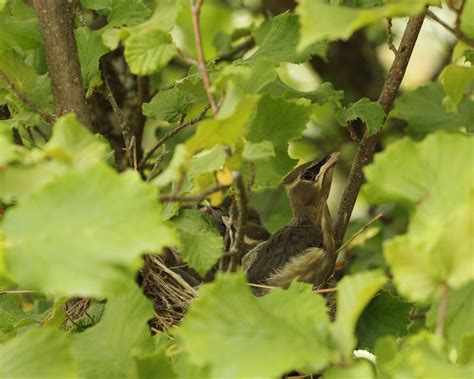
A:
464,48,474,64
244,12,327,65
134,348,176,379
152,144,188,187
335,98,385,135
3,164,177,297
124,27,176,76
439,64,474,107
107,0,151,27
391,83,469,138
73,283,155,379
173,209,223,276
150,0,186,32
297,0,437,51
75,27,109,96
186,95,259,154
426,281,474,350
356,291,411,351
142,87,194,122
460,0,474,39
189,144,228,177
242,140,275,161
324,359,374,379
176,274,332,378
0,12,42,51
458,335,474,365
364,132,474,301
0,328,79,378
332,270,388,355
246,95,312,188
0,294,27,335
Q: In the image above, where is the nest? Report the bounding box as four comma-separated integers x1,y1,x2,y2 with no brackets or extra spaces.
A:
139,253,199,332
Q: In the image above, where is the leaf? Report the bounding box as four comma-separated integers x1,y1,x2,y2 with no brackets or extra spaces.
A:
0,12,42,51
460,0,474,39
0,294,27,335
185,95,259,154
189,144,228,177
3,164,177,297
246,95,312,188
175,274,333,378
439,64,474,107
134,348,176,379
75,27,109,96
0,328,79,378
124,27,176,75
173,209,223,276
324,359,375,379
73,283,155,379
391,83,469,138
242,140,275,161
356,291,411,351
142,87,194,122
107,0,151,27
297,0,437,51
426,281,474,350
364,132,474,301
152,144,188,188
458,335,474,365
332,270,388,356
335,98,385,135
244,12,327,65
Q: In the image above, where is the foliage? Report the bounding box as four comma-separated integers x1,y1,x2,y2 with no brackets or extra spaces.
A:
0,0,472,378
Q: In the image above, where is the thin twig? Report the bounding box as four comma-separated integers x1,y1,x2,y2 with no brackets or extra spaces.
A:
189,0,218,114
228,172,248,272
426,9,474,48
336,213,382,254
214,38,255,63
34,126,49,142
435,283,449,337
177,47,198,66
0,69,56,124
247,283,337,294
334,15,426,248
159,183,230,203
0,290,38,295
26,126,36,146
147,145,169,182
139,104,210,169
247,161,256,198
386,18,398,54
154,260,199,297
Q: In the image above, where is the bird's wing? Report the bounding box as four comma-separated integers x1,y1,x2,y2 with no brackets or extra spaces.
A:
243,223,323,284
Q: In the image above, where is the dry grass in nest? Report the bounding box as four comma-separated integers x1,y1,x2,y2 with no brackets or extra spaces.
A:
139,254,199,332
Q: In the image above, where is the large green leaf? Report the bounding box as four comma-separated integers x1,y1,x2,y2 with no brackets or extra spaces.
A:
3,164,177,297
364,133,473,301
0,12,42,51
439,64,474,108
324,359,374,379
173,209,223,276
75,27,109,96
356,290,411,351
297,0,437,51
176,274,332,378
73,283,155,379
107,0,151,27
426,281,474,350
391,83,470,138
124,27,176,76
0,294,27,336
331,270,388,356
460,0,474,39
244,12,327,65
246,95,312,188
142,87,194,122
0,328,79,378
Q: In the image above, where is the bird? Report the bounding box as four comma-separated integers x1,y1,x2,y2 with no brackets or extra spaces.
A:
242,152,340,292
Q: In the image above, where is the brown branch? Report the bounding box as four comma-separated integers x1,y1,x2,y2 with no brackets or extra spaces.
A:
336,212,382,255
334,15,426,248
189,0,218,114
426,9,474,48
0,290,38,295
159,183,230,203
139,104,211,169
177,47,198,66
33,0,91,127
435,283,449,337
0,69,56,124
228,172,248,272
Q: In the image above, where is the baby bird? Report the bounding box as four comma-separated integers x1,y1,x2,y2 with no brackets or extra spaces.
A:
242,152,339,290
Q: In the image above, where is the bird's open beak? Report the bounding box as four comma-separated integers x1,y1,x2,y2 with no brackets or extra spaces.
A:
301,152,340,182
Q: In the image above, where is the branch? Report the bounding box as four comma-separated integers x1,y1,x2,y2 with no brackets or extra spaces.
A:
33,0,91,127
139,104,211,169
435,283,449,337
214,38,255,63
0,70,56,124
334,15,426,248
159,183,230,203
426,9,474,48
189,0,219,114
336,212,382,255
228,172,248,272
386,18,398,55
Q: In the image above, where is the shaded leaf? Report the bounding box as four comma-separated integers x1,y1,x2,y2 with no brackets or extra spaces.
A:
335,98,385,135
143,87,194,122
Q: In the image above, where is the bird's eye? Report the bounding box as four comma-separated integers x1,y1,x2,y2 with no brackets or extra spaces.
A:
301,171,314,181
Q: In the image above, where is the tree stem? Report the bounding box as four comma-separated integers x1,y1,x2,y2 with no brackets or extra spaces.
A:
435,283,449,337
334,14,426,248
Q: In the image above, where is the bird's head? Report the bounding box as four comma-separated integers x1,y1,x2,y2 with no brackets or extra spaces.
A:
283,152,340,222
